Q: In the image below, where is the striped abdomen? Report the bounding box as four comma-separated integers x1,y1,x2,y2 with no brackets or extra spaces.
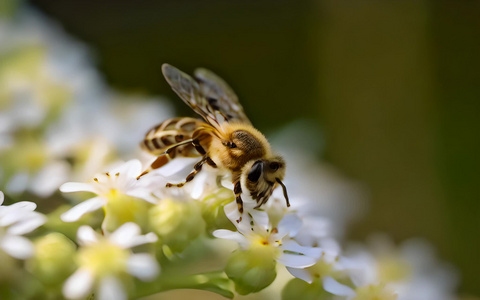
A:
141,117,204,158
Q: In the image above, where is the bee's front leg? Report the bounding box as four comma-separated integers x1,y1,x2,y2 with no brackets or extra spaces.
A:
232,175,244,222
166,157,206,188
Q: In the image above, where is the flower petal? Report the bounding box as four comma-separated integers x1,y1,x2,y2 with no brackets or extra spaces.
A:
0,191,4,205
63,268,94,300
277,252,317,268
5,201,37,212
98,276,126,300
282,240,323,259
323,276,356,297
31,161,70,197
109,222,140,246
213,229,248,245
109,223,157,248
7,212,46,235
276,213,302,239
61,197,106,222
286,267,313,283
60,182,97,193
127,253,160,281
77,225,99,246
0,235,34,259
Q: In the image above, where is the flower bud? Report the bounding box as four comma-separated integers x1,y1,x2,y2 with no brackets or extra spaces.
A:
200,188,235,231
28,233,76,285
225,248,277,295
282,278,329,300
149,198,205,253
104,193,151,232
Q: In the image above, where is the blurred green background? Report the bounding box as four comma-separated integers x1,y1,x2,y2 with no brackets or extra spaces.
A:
27,0,480,296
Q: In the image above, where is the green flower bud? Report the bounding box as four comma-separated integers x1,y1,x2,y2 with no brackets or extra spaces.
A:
200,188,235,232
225,248,277,295
282,278,331,300
149,199,205,253
104,193,152,232
28,233,76,285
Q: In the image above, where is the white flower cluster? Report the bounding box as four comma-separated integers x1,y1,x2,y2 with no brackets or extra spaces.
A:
0,5,461,300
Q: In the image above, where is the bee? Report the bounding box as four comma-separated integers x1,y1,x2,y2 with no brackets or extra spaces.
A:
138,64,290,217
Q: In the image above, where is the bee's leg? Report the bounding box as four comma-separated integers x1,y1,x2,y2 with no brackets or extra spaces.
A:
136,154,171,179
232,178,244,222
192,138,207,155
205,157,217,168
166,157,206,188
137,139,193,180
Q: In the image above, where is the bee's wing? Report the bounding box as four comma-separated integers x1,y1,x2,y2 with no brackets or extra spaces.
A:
194,67,252,125
162,64,211,122
161,64,251,129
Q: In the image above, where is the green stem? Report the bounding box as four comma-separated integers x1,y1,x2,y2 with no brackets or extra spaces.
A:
134,270,234,299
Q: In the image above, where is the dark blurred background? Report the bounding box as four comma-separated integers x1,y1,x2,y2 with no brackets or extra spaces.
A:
29,0,480,296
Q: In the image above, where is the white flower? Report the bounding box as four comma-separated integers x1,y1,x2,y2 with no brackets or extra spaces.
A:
62,222,159,300
214,201,322,269
60,159,159,223
0,191,46,259
322,235,458,300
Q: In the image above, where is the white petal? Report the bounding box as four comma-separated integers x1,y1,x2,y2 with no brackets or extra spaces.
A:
109,222,141,247
0,235,34,259
277,253,317,268
77,226,99,246
277,213,302,238
213,229,247,245
127,232,158,248
0,207,36,227
189,172,207,199
286,267,313,283
282,240,323,259
6,201,37,212
63,268,94,300
31,161,70,197
248,208,270,229
0,191,4,205
127,253,160,281
223,201,242,224
60,182,97,193
61,197,106,222
98,276,126,300
323,276,356,296
123,159,143,179
7,213,46,235
126,190,158,204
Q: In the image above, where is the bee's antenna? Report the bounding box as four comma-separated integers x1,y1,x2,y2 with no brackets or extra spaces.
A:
276,178,290,207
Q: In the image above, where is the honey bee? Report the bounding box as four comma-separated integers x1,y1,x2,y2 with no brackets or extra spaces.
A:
138,64,290,216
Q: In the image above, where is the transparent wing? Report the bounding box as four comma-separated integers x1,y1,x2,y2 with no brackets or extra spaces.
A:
194,67,251,125
161,64,251,128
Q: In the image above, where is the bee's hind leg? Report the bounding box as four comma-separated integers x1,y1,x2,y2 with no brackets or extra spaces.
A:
166,157,207,188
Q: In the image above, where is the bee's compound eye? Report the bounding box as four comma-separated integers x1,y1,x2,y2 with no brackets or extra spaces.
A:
227,142,237,149
248,161,263,182
269,162,280,171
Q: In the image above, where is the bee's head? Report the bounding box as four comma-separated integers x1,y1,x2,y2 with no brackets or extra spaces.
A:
243,156,290,208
